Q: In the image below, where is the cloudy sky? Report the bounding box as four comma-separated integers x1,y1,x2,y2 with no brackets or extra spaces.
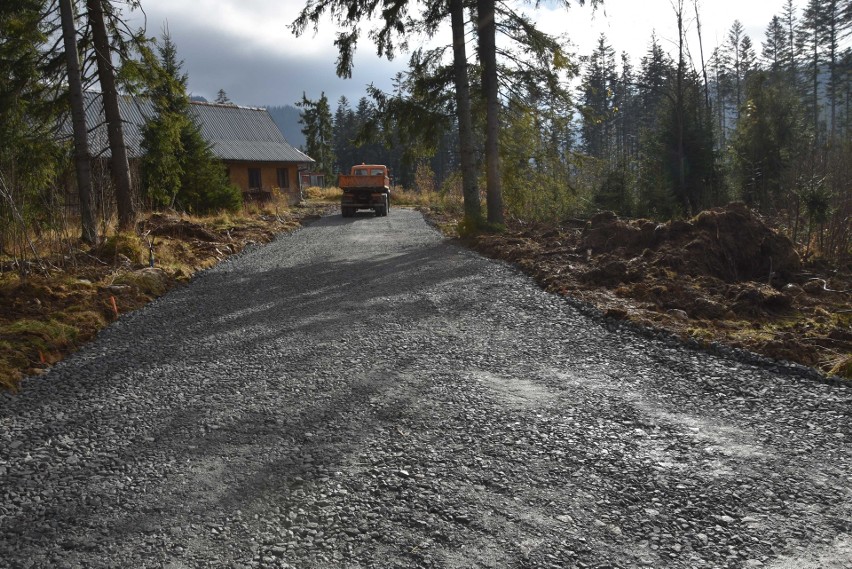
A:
125,0,788,109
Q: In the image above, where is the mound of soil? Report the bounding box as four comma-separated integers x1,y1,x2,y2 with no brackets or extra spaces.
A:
455,203,850,380
581,203,801,282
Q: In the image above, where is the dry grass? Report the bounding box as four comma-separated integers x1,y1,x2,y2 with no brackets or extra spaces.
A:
1,200,332,392
304,186,342,201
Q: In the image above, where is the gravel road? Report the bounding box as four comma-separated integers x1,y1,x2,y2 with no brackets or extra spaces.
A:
1,209,851,569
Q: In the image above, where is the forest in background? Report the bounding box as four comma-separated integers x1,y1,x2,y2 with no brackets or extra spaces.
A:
1,0,850,268
0,0,850,387
295,0,849,260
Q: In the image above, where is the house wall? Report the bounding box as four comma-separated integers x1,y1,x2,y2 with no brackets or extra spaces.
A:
224,162,301,202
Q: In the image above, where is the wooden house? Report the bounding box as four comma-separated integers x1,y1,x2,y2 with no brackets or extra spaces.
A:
82,93,313,205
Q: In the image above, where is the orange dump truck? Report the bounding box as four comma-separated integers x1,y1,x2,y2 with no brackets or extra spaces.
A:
338,164,391,217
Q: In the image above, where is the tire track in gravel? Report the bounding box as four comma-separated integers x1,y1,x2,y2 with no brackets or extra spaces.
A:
1,209,850,569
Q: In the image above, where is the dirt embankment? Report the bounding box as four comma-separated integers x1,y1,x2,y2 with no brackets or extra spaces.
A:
458,203,851,380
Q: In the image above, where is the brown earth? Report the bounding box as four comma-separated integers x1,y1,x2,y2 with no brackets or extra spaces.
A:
0,203,333,391
3,202,849,391
429,203,851,381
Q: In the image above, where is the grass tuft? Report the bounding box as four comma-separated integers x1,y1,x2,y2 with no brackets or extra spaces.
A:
96,233,146,265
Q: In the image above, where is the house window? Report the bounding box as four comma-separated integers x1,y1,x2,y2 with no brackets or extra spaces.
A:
248,168,261,189
277,167,289,188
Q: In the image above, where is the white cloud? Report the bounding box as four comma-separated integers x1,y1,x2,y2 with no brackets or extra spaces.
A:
124,0,792,107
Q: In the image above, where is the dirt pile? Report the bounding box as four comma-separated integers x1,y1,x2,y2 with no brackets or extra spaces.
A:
457,203,850,379
580,203,802,282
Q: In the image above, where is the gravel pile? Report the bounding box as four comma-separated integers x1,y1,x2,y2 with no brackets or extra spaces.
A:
1,209,850,568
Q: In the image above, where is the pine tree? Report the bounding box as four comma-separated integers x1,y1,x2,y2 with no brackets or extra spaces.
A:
297,91,336,178
86,0,135,231
580,34,618,159
638,34,670,134
59,0,97,244
781,0,800,77
763,16,787,74
799,0,823,141
0,0,65,260
333,96,356,173
817,0,847,137
723,20,747,119
141,32,240,212
732,70,807,211
215,89,231,104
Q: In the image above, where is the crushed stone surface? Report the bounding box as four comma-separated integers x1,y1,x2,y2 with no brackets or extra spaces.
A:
1,209,850,568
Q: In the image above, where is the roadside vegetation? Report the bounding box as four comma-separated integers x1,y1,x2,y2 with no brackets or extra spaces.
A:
2,0,849,389
0,196,330,391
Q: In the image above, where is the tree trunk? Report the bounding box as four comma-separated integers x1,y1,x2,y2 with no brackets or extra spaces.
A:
675,0,689,215
693,0,710,113
87,0,136,231
450,0,481,227
59,0,98,245
477,0,503,226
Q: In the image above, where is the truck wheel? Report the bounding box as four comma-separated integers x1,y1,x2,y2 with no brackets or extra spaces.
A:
377,196,388,217
342,207,354,218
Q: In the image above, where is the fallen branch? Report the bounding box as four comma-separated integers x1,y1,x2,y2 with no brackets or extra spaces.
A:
807,278,851,294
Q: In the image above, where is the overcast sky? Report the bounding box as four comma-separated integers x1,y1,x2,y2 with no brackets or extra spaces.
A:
125,0,788,109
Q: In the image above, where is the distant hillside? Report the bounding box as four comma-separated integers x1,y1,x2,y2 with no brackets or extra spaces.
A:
266,105,305,149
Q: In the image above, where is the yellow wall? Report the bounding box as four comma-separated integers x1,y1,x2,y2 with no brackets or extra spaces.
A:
225,162,301,198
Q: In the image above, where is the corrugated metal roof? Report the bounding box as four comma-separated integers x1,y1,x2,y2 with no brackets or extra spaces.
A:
77,92,313,164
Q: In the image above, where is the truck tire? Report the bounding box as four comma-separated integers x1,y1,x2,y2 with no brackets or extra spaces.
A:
342,207,354,218
375,198,386,217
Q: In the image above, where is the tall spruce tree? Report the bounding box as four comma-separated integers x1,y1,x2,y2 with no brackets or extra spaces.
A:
59,0,98,244
763,15,787,73
732,70,807,211
799,0,823,142
0,0,65,261
580,35,618,159
333,96,356,173
140,32,240,213
297,91,336,178
86,0,135,231
723,20,748,120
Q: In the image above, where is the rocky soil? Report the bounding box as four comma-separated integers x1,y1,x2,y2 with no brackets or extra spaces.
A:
1,209,850,568
453,203,851,380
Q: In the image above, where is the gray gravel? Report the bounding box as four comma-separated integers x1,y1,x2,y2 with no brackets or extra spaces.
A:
1,208,851,569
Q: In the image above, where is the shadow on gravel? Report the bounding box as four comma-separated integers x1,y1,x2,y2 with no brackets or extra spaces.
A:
1,227,475,549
